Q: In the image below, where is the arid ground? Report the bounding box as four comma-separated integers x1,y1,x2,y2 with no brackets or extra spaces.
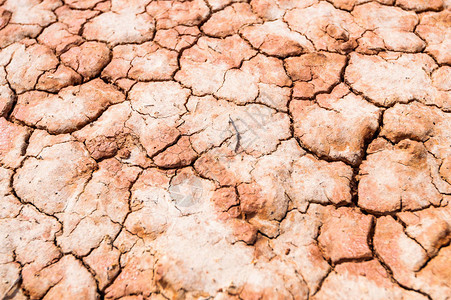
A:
0,0,450,299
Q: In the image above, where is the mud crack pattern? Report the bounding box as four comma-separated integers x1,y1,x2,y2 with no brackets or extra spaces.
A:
0,0,450,299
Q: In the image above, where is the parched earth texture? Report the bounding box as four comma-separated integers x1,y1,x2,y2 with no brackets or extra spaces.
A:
0,0,450,299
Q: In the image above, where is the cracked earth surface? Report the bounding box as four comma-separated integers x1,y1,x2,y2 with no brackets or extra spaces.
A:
0,0,450,299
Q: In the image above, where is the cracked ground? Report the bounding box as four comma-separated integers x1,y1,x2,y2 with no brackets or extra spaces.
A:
0,0,450,299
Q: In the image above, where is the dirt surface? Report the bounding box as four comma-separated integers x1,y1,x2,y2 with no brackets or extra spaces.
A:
0,0,450,299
